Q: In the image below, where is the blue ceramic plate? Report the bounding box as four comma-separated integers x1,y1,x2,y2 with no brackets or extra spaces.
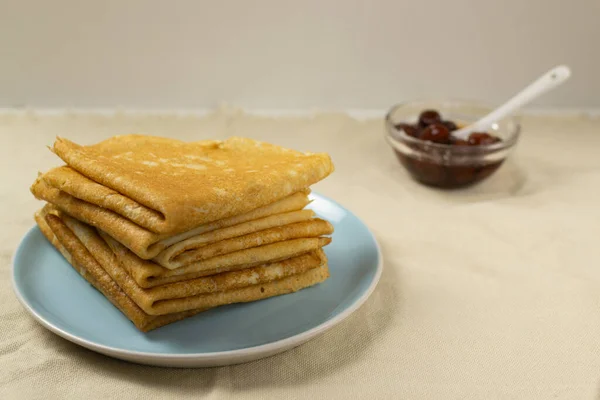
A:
12,193,382,367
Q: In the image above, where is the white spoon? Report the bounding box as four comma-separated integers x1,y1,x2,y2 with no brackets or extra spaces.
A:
452,65,572,140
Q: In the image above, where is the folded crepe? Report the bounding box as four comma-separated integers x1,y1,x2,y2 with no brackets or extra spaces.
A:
36,207,330,331
154,209,316,264
35,208,204,332
105,233,331,288
45,203,332,288
32,173,313,260
153,218,333,269
44,206,328,316
49,135,334,234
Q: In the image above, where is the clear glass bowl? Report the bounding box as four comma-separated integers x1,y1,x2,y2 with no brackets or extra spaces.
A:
385,100,521,188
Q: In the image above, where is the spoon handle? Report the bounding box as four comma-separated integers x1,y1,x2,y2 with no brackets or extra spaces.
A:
453,65,571,139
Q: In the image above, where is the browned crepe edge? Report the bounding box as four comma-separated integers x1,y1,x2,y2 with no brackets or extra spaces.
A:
32,174,313,260
43,166,165,231
37,207,329,320
102,231,332,288
155,218,333,269
150,264,329,315
159,193,311,247
35,207,204,332
155,209,316,263
56,211,328,315
31,178,157,257
146,249,326,302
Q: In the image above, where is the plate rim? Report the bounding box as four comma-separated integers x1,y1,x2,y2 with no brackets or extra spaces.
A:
11,193,383,362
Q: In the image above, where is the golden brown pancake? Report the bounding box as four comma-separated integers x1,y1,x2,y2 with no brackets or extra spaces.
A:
31,175,313,260
35,206,330,331
51,135,334,233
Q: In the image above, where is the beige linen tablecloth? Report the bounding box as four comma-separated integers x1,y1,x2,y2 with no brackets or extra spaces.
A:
1,109,599,399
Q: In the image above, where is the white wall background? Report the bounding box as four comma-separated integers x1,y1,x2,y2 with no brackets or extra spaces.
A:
1,0,598,110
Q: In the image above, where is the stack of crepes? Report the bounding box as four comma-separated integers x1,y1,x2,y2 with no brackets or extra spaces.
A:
31,135,335,332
